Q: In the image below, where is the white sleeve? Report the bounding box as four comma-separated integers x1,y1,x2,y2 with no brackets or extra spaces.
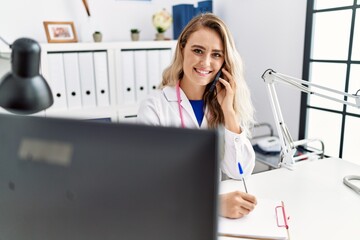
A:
137,96,161,126
220,128,255,180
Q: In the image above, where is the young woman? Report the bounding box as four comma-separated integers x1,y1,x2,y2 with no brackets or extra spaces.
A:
137,13,257,219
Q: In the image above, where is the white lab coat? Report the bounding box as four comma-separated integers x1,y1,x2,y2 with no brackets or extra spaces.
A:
137,86,255,179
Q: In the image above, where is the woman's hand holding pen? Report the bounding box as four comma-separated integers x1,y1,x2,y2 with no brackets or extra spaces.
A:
215,68,241,134
219,191,257,219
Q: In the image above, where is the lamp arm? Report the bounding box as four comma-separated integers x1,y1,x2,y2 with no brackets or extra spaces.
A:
0,36,11,47
264,69,360,108
262,69,360,170
263,69,360,192
263,70,297,169
275,72,357,98
0,36,11,60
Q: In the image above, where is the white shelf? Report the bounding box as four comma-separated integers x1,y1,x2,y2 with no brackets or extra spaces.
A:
40,40,177,52
39,41,176,123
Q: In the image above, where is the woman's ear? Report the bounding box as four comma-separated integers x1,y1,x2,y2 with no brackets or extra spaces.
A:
180,44,185,56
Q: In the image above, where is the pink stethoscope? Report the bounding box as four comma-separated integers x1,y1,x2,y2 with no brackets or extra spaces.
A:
176,81,186,128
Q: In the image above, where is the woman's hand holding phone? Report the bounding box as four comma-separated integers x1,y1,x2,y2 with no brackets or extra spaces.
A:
209,63,225,93
216,68,234,109
209,68,223,93
215,68,241,133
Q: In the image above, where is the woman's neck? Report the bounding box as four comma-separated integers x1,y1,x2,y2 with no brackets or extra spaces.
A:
179,80,205,100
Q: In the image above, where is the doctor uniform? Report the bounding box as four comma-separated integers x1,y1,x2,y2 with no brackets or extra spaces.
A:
137,85,255,180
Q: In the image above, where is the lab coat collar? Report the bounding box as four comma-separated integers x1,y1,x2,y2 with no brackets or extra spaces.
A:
163,85,180,102
163,86,208,129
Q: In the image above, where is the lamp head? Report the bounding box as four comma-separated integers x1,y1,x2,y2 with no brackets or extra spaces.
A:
0,38,53,114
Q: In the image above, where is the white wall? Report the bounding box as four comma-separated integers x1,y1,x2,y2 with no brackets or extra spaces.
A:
0,0,198,44
0,0,307,139
214,0,307,139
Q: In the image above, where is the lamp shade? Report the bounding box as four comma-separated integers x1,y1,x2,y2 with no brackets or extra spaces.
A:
0,38,53,114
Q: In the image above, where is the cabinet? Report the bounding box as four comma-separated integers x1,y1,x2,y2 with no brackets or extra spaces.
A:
39,40,177,122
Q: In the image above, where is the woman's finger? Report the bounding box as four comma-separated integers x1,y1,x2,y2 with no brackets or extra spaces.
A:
221,68,235,89
219,78,232,91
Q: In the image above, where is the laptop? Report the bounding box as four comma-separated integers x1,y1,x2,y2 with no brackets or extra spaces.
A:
0,113,219,240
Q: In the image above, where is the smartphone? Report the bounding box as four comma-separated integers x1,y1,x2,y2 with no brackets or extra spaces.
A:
209,66,223,93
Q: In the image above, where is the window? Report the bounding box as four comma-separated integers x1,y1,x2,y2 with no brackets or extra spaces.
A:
301,1,360,164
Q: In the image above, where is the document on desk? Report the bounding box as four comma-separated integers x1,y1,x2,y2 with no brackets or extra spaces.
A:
218,198,289,239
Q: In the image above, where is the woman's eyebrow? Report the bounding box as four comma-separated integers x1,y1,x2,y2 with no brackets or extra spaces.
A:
212,49,224,54
191,44,224,53
191,44,206,50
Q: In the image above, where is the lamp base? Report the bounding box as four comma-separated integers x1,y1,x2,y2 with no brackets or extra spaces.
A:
279,149,296,170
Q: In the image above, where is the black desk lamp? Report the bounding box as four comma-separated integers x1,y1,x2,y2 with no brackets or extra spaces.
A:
0,37,53,114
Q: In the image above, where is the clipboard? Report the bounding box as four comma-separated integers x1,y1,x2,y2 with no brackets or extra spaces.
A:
218,198,290,240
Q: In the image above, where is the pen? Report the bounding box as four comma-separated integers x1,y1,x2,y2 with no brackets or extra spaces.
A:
237,162,248,193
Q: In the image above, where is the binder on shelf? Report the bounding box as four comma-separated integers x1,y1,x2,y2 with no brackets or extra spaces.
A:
146,50,161,94
93,51,110,107
218,198,290,240
78,52,97,108
172,1,213,39
134,50,148,101
120,50,136,104
46,53,68,110
63,53,82,109
172,4,195,39
196,1,213,15
159,49,172,74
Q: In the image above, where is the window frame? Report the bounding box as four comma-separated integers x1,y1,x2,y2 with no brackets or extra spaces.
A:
300,0,360,159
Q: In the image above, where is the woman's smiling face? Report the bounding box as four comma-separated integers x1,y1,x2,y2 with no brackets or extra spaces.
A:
181,27,224,88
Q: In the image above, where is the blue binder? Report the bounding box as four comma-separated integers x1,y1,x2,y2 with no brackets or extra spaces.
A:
196,1,213,15
172,1,213,40
173,0,212,39
172,4,195,40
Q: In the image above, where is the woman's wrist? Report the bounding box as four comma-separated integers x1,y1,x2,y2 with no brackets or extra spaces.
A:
223,110,241,134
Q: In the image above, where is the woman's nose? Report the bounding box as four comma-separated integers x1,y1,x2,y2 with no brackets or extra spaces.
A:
199,54,211,66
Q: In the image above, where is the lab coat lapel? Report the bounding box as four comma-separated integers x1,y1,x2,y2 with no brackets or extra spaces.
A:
163,86,201,128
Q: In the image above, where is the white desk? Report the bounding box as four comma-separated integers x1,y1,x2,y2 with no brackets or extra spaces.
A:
218,158,360,240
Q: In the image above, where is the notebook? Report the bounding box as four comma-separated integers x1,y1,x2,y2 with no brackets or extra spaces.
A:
218,198,290,240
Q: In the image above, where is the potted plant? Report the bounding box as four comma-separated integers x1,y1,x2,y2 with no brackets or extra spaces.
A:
152,9,172,40
93,31,102,42
130,29,140,41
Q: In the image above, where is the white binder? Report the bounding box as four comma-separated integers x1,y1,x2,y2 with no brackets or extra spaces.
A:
93,51,110,107
159,49,172,74
63,53,82,109
134,50,148,101
47,53,68,110
146,50,161,94
78,52,97,108
120,50,136,104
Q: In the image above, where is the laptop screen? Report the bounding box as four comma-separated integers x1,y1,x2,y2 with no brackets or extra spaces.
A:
0,114,219,240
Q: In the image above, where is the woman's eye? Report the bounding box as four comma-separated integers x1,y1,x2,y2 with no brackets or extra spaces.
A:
193,49,203,54
213,53,222,58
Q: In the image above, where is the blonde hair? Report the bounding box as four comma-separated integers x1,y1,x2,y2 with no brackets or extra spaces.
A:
161,13,255,137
